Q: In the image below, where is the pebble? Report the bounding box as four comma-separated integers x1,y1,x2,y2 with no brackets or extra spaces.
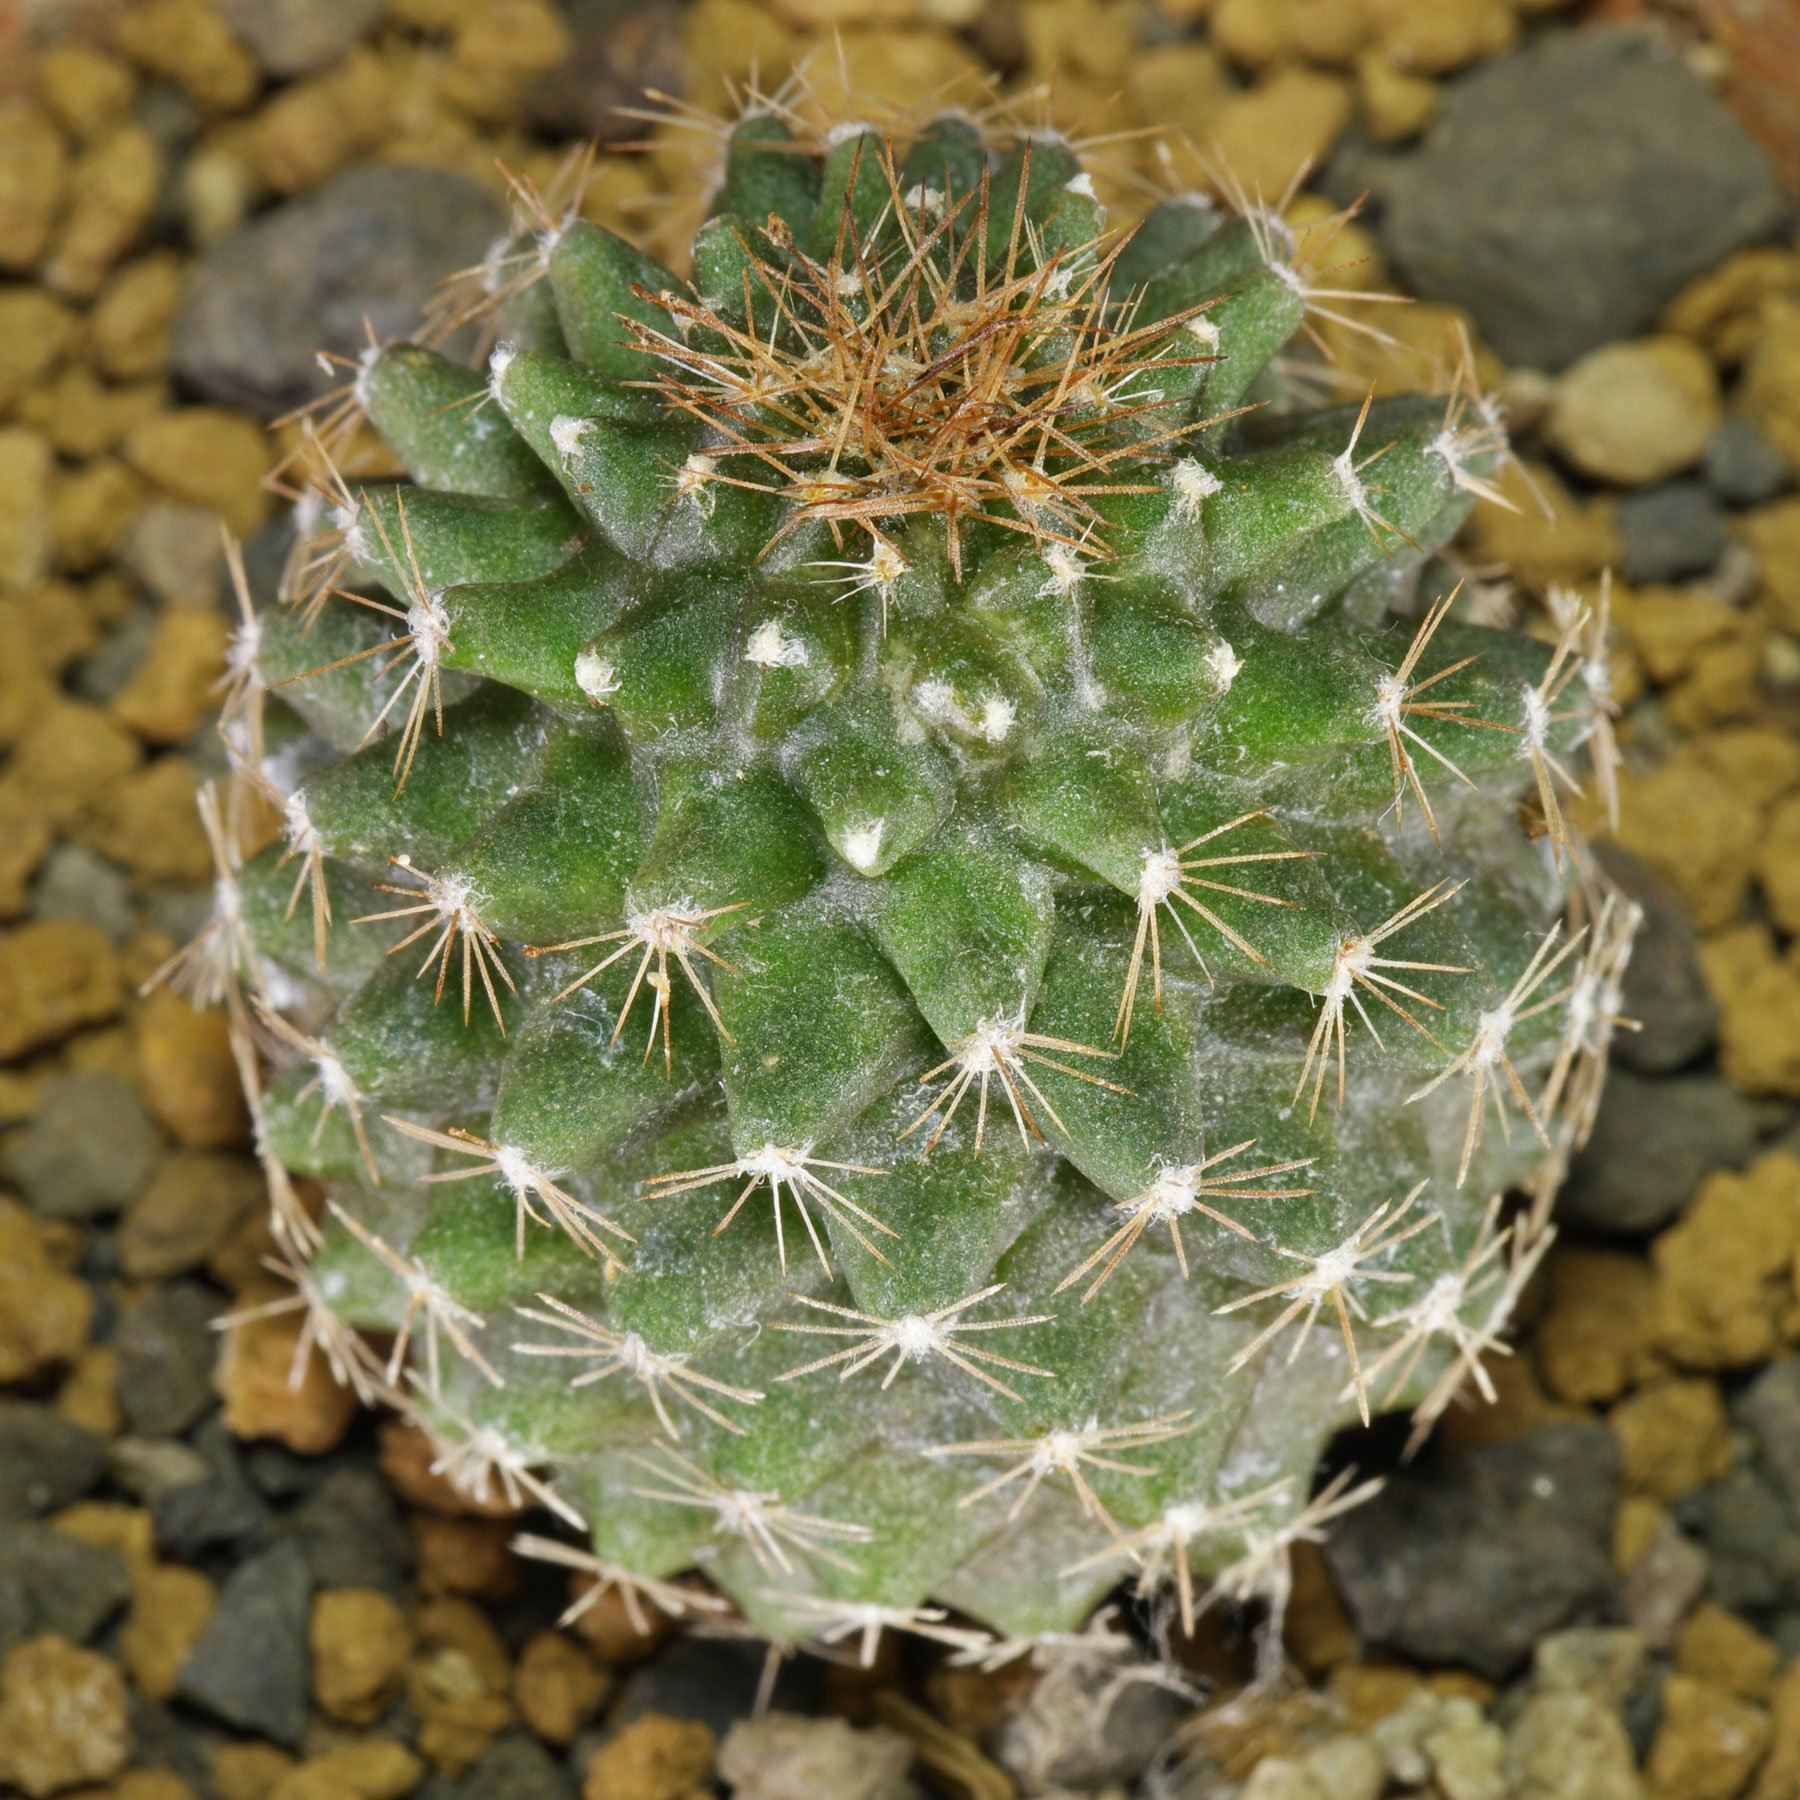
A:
418,1733,576,1800
148,1416,274,1559
135,988,252,1149
1646,1673,1770,1800
311,1586,413,1726
172,164,508,417
114,1280,220,1438
1610,1378,1732,1503
38,43,138,142
1622,1506,1712,1646
120,499,228,607
414,1515,520,1601
0,1196,95,1384
1535,1246,1665,1406
377,1419,519,1521
410,1597,515,1774
1503,1691,1643,1800
212,1740,297,1800
0,1405,107,1518
1758,1662,1800,1800
1737,1360,1800,1516
5,1070,159,1220
268,1740,425,1800
111,0,262,111
718,1712,915,1800
583,1714,717,1800
1653,1150,1800,1369
218,0,387,76
1533,1628,1651,1712
0,289,76,411
1562,1071,1757,1235
1210,65,1354,204
513,1630,610,1747
0,1633,131,1797
612,1635,790,1740
1616,480,1730,584
0,1522,131,1658
1379,30,1788,368
0,917,124,1059
1745,499,1800,639
1546,336,1722,486
44,123,164,301
1674,1467,1800,1616
0,426,54,592
527,0,684,144
1706,416,1792,507
1699,926,1800,1098
996,1647,1189,1791
124,407,270,540
1762,797,1800,938
0,101,68,274
119,1150,264,1281
290,1464,414,1595
120,1560,218,1701
178,1537,313,1747
1615,751,1760,932
1355,49,1438,145
55,456,150,574
1325,1424,1620,1681
112,608,232,745
214,1282,358,1457
1675,1603,1779,1702
1743,295,1800,471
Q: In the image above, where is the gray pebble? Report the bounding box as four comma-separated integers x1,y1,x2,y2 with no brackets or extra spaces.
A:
173,164,508,418
1562,1070,1756,1234
1672,1466,1800,1613
527,0,683,145
720,1714,918,1800
113,1281,220,1438
30,844,136,942
418,1734,576,1800
1614,481,1728,585
178,1537,313,1747
1505,1691,1642,1800
1325,1424,1621,1680
1592,844,1717,1073
151,1423,273,1563
1737,1359,1800,1516
0,1523,131,1659
5,1072,159,1220
611,1635,818,1743
0,1405,107,1519
1705,414,1792,507
218,0,385,77
290,1464,412,1595
1379,31,1788,369
118,500,228,609
108,1436,212,1502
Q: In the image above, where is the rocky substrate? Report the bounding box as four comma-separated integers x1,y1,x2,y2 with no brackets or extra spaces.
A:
2,1,1799,1796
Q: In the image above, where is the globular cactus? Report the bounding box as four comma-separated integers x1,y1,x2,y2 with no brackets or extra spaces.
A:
190,112,1639,1668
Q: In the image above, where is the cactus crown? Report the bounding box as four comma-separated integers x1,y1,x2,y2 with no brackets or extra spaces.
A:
207,111,1636,1662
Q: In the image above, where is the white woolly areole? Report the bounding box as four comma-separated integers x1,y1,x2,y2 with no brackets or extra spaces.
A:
978,695,1017,744
743,620,810,670
550,415,590,462
1063,172,1097,199
487,340,519,399
1171,457,1222,522
406,593,452,667
574,648,620,704
840,818,886,873
493,1145,539,1197
1206,638,1243,692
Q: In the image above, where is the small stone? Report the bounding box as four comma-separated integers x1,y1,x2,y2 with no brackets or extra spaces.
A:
218,0,386,76
1745,499,1800,638
53,457,149,575
290,1464,413,1594
1654,1150,1800,1368
119,499,227,608
1706,416,1792,507
44,124,163,300
30,844,134,943
0,918,123,1059
414,1515,519,1601
121,1562,218,1701
1546,336,1722,486
377,1418,518,1521
213,1740,297,1800
0,1634,130,1797
1677,1467,1800,1616
111,0,263,111
179,1538,312,1746
514,1630,610,1748
1738,1360,1800,1516
1369,0,1512,72
1533,1628,1651,1711
583,1714,716,1800
1646,1673,1770,1800
421,1733,576,1800
1504,1691,1643,1800
527,0,683,144
115,1281,219,1438
0,1523,131,1657
124,407,270,539
1420,1697,1506,1800
1356,49,1438,145
55,1344,122,1437
91,253,187,382
135,988,252,1148
311,1587,412,1726
110,608,230,746
1239,1758,1325,1800
119,1150,263,1280
5,1071,159,1220
0,102,68,274
269,1740,425,1800
0,1406,106,1518
1743,295,1800,470
215,1283,357,1457
151,1460,272,1561
37,43,139,142
1300,1734,1386,1800
53,1499,154,1573
1700,926,1800,1099
611,1634,792,1742
1562,1071,1756,1236
1593,849,1714,1074
1760,796,1800,939
1615,751,1760,932
1611,1379,1732,1503
410,1597,514,1775
1210,65,1354,204
173,165,508,417
564,1572,676,1667
0,426,53,592
1536,1246,1666,1406
1675,1603,1779,1703
1385,30,1785,367
1325,1425,1620,1680
0,1196,95,1384
0,290,76,413
1615,481,1729,584
718,1712,917,1800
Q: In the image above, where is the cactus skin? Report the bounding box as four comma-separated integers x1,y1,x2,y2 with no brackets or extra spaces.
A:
211,118,1637,1661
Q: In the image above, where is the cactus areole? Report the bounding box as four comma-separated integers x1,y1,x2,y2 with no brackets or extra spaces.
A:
195,116,1638,1663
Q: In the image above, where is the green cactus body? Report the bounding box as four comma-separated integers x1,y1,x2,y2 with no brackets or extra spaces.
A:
209,118,1637,1661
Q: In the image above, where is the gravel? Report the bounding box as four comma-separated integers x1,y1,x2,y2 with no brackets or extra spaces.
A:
172,164,509,417
0,1525,132,1659
218,0,387,77
1706,415,1793,506
29,845,136,942
418,1734,578,1800
4,1072,159,1220
1378,30,1788,369
113,1281,221,1439
289,1463,413,1595
1737,1359,1800,1515
1673,1466,1800,1614
1325,1425,1622,1680
0,1405,107,1519
1614,481,1729,584
1592,844,1718,1074
176,1537,313,1746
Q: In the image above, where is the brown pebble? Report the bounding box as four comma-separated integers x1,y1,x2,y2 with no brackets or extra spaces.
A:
119,1150,264,1280
18,369,168,461
112,0,263,113
409,1597,515,1774
0,289,76,412
1646,1673,1770,1800
0,917,122,1060
1674,1603,1780,1704
52,458,150,575
0,1634,131,1798
114,1771,201,1800
121,1562,218,1701
89,756,217,889
0,101,68,274
267,1740,424,1800
124,407,270,538
44,124,163,300
583,1714,717,1800
0,783,53,919
5,697,142,825
377,1417,519,1519
91,251,187,381
210,1740,296,1800
0,426,54,591
37,42,141,141
135,988,252,1147
515,1629,612,1747
565,1571,678,1668
414,1514,521,1601
56,1344,124,1436
0,1197,95,1382
53,1500,155,1573
214,1281,358,1455
1535,1245,1667,1406
1610,1378,1732,1502
311,1588,413,1726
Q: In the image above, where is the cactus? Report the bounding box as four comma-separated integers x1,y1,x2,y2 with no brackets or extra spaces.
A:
197,115,1638,1666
